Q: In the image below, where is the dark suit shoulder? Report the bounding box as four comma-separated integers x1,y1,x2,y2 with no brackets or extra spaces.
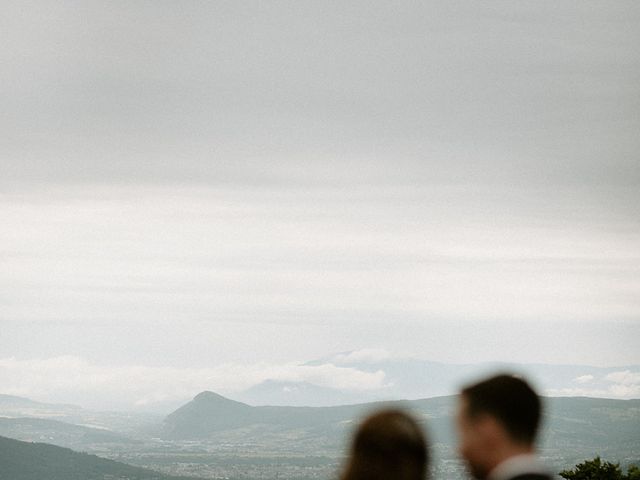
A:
509,474,553,480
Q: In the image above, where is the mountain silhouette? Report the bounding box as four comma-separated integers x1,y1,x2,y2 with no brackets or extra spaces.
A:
163,390,640,459
162,390,397,440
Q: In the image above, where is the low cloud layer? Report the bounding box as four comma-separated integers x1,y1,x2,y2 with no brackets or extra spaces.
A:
546,370,640,399
0,356,387,410
331,349,392,365
2,354,639,412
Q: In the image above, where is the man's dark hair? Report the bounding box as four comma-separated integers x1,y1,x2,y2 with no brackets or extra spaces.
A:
461,373,542,444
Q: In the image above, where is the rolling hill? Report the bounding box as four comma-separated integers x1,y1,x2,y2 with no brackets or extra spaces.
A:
0,435,197,480
0,417,138,451
162,391,378,441
163,390,640,466
0,393,163,435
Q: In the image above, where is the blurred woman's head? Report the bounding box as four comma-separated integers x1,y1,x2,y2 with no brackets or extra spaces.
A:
341,409,429,480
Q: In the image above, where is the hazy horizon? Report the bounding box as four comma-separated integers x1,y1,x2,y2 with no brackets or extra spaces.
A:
2,3,639,412
2,349,640,411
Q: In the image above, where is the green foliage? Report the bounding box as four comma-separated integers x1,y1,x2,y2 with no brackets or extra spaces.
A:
560,457,640,480
627,465,640,480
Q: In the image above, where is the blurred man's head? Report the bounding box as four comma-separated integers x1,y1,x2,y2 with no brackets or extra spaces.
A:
456,374,542,479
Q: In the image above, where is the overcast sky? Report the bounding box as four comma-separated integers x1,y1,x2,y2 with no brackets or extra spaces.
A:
1,1,639,409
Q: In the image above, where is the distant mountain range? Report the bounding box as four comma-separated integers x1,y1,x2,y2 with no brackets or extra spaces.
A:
163,390,640,469
236,380,367,407
2,356,639,411
162,390,373,443
0,435,195,480
1,390,638,479
0,417,138,451
1,355,639,479
0,393,162,435
0,394,81,415
235,356,640,407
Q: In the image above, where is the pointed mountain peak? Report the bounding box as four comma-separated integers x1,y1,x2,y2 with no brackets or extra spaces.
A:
192,391,247,406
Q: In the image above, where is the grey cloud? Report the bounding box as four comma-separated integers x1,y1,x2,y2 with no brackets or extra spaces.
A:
2,1,639,187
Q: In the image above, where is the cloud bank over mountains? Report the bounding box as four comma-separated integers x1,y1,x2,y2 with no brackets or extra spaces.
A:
0,354,387,410
1,350,639,411
548,370,640,398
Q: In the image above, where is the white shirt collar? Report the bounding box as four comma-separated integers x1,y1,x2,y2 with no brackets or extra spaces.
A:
488,453,550,480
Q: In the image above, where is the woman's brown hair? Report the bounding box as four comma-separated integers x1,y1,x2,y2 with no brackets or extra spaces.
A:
340,409,429,480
